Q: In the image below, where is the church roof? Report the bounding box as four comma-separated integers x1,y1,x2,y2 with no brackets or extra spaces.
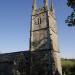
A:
0,51,29,63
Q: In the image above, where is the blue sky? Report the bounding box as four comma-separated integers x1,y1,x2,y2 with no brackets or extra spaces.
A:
0,0,75,58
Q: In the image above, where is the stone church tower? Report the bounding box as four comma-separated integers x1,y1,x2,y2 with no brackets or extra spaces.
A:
30,0,62,75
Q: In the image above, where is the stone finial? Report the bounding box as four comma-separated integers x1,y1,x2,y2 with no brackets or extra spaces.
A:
32,0,37,10
50,0,54,12
44,0,48,8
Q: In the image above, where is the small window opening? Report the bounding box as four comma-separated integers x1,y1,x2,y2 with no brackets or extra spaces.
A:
38,18,41,24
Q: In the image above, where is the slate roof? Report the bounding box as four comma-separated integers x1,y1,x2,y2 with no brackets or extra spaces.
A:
0,51,29,63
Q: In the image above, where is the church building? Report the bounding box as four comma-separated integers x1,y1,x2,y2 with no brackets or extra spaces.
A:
0,0,62,75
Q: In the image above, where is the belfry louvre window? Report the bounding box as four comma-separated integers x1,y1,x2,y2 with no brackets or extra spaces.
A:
38,18,41,24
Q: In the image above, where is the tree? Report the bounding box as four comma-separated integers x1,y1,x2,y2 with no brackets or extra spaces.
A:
65,0,75,26
61,59,75,75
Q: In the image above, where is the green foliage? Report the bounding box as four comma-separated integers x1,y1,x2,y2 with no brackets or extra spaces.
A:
67,0,75,8
62,59,75,67
65,0,75,26
62,59,75,75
